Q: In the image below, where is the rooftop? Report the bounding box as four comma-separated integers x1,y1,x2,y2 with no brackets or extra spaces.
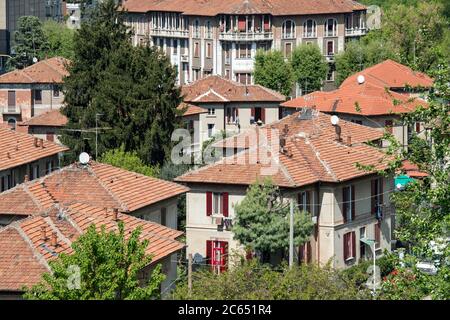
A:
175,111,390,187
0,161,189,216
0,57,69,84
0,203,184,292
177,102,208,117
182,75,285,103
122,0,366,16
20,110,68,127
0,127,69,172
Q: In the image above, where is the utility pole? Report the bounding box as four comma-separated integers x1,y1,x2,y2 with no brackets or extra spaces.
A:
95,113,103,160
188,253,193,297
289,198,294,268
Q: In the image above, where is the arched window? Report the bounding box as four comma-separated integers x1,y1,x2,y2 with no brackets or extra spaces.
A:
7,118,16,130
303,19,317,38
324,18,337,37
194,19,200,38
205,21,212,38
282,20,295,39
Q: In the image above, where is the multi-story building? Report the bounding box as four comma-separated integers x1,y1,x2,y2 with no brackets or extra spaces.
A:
121,0,367,91
0,0,65,71
175,111,394,269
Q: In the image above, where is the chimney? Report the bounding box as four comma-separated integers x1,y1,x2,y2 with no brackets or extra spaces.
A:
335,125,342,142
347,135,352,146
34,137,39,147
40,138,44,148
113,208,119,221
24,174,29,182
41,226,47,241
50,232,58,247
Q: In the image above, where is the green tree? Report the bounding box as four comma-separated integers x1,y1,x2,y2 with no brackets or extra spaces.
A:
253,49,293,96
99,145,160,177
7,16,49,69
42,20,75,60
24,222,165,300
233,179,314,261
61,0,182,166
290,44,328,94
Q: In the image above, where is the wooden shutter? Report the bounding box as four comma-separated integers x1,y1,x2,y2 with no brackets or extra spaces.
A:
261,108,266,123
222,192,229,217
206,240,213,266
220,241,228,272
8,91,16,107
375,222,381,246
342,187,348,223
415,122,421,133
371,179,376,214
306,241,312,263
351,232,356,259
343,233,348,261
351,186,355,221
206,192,212,216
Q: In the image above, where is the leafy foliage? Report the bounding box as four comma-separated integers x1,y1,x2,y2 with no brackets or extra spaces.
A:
254,49,294,96
42,20,75,60
24,222,165,300
290,44,328,94
233,179,314,258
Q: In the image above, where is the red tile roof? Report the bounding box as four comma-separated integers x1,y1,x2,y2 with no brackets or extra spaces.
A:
0,203,184,291
400,160,428,178
0,57,69,84
0,161,189,215
122,0,365,16
176,111,390,187
177,102,208,116
340,60,433,89
281,82,428,116
20,110,68,127
0,127,69,172
182,76,285,103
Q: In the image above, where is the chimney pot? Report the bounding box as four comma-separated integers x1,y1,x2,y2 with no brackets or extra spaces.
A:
41,226,47,241
6,152,11,159
24,174,29,182
34,137,39,147
51,232,57,247
347,135,352,146
113,208,119,221
335,125,342,142
40,138,44,148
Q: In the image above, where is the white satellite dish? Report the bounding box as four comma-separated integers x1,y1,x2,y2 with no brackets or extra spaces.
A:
357,75,365,84
32,57,38,63
79,152,90,165
330,115,339,126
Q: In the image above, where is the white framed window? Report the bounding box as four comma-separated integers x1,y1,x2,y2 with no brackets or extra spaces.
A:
205,20,212,38
207,108,215,115
326,40,334,56
303,19,317,38
207,123,215,137
325,18,338,37
282,20,295,39
213,192,222,214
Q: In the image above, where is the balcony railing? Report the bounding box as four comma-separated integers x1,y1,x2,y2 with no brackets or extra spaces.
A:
150,28,189,38
345,28,367,36
2,106,21,114
219,31,273,41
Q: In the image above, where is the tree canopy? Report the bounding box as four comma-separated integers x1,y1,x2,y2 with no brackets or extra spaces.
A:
42,20,76,60
24,222,165,300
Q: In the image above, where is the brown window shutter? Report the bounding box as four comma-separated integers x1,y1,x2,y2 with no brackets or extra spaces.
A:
371,179,376,214
206,192,212,216
375,222,381,245
342,187,348,223
351,232,356,259
343,233,348,261
351,186,355,221
222,192,229,217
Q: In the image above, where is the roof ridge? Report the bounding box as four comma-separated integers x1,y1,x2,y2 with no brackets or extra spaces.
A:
288,137,325,182
22,183,47,213
305,137,338,182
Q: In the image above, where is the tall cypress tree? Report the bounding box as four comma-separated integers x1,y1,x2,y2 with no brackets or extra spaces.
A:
61,0,182,165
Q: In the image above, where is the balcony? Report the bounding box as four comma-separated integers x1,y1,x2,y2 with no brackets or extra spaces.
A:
2,106,21,115
150,28,189,38
345,28,367,37
233,58,254,72
219,31,273,42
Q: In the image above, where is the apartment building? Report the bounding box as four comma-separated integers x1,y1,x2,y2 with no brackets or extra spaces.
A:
121,0,367,90
178,75,285,155
281,60,433,149
175,111,394,269
0,57,69,129
0,0,64,71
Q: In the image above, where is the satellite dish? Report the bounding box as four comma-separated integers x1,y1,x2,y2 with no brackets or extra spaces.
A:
79,152,90,165
32,57,38,63
330,115,339,126
357,75,365,84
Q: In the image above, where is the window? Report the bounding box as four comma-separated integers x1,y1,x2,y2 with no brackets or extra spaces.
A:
206,191,229,216
30,164,40,180
53,85,61,97
46,132,55,142
7,90,16,111
250,107,265,123
225,69,231,79
324,18,338,37
34,89,42,104
7,118,16,130
342,185,355,223
193,68,200,81
194,42,200,57
224,43,231,64
385,120,393,134
207,123,215,137
371,177,383,216
236,73,252,85
343,231,356,261
374,222,381,249
226,107,238,124
207,108,215,115
284,42,292,57
206,43,212,58
173,39,178,54
161,207,167,226
326,40,334,56
203,70,212,77
282,20,295,39
193,19,200,38
351,119,363,125
359,227,366,260
303,19,317,38
298,241,312,264
46,160,53,174
298,191,311,213
238,16,246,32
206,240,228,273
238,43,252,59
205,21,212,38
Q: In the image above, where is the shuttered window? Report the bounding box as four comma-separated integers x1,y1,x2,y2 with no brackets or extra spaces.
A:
374,222,381,249
343,231,356,261
371,178,383,215
297,191,311,214
342,186,355,223
207,240,228,273
299,241,312,264
206,192,229,216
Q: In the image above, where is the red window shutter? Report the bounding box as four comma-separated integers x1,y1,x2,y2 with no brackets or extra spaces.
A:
351,232,356,259
261,108,266,123
264,20,270,31
342,187,348,223
371,179,376,214
221,241,228,272
206,192,212,216
343,233,348,261
306,191,311,214
222,192,229,217
351,186,355,221
238,18,246,31
206,240,213,267
415,122,421,133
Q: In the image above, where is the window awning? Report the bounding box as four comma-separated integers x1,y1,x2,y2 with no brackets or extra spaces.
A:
360,237,376,246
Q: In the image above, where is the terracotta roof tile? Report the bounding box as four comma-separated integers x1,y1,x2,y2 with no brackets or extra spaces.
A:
0,57,70,84
177,102,208,116
20,110,68,127
0,127,69,171
182,76,285,103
